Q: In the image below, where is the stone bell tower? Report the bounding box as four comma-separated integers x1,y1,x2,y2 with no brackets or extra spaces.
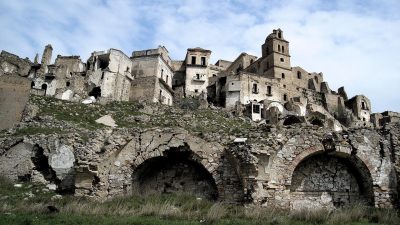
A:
261,29,291,78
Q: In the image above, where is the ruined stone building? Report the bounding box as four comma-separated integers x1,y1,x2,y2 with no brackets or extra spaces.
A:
1,29,400,210
131,46,174,105
0,28,375,130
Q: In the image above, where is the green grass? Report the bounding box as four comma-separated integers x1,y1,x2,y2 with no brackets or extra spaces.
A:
14,127,64,136
0,177,399,225
23,95,253,137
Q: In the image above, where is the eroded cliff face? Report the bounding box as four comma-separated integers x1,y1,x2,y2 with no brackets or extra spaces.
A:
0,96,399,210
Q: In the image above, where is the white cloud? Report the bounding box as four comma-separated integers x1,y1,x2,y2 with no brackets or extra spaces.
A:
0,0,399,112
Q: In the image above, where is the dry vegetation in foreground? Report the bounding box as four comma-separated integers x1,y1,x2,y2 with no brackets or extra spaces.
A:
0,177,399,225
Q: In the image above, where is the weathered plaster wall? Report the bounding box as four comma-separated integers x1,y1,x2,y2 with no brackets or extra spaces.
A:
185,66,209,97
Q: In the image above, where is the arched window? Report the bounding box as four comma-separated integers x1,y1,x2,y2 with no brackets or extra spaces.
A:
282,73,285,79
297,71,302,79
161,69,164,79
267,86,272,95
283,94,287,101
166,75,169,83
282,46,285,53
278,45,281,52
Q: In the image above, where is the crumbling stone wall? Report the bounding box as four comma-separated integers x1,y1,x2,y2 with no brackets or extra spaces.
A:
0,51,33,77
0,117,398,209
0,76,31,130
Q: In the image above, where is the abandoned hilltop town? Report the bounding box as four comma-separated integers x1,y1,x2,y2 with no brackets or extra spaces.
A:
0,29,400,211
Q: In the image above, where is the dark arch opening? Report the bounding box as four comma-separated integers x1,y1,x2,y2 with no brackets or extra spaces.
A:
88,87,101,99
41,83,47,95
31,81,35,88
290,152,374,208
132,150,218,200
283,116,302,126
310,118,324,127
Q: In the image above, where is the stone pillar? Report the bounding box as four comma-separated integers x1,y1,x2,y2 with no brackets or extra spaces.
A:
40,44,53,74
373,187,396,208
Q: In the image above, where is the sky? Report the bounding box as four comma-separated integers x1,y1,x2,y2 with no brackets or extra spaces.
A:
0,0,399,112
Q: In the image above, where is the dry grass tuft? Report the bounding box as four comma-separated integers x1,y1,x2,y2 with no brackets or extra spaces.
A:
290,207,331,224
206,203,227,222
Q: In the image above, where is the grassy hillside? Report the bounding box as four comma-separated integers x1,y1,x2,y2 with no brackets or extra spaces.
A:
0,177,399,225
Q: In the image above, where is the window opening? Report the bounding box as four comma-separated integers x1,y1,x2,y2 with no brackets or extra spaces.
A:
201,57,206,66
361,102,366,110
297,71,301,79
252,83,258,94
253,104,260,114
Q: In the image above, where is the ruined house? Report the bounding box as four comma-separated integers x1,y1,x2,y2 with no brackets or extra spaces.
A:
85,49,133,102
130,46,173,105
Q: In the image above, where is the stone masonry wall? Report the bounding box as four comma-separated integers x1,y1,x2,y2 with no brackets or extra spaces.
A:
0,116,399,209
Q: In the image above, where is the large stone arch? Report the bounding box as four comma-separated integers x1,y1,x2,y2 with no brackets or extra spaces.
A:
98,128,244,203
289,150,374,209
131,145,219,200
265,132,390,209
